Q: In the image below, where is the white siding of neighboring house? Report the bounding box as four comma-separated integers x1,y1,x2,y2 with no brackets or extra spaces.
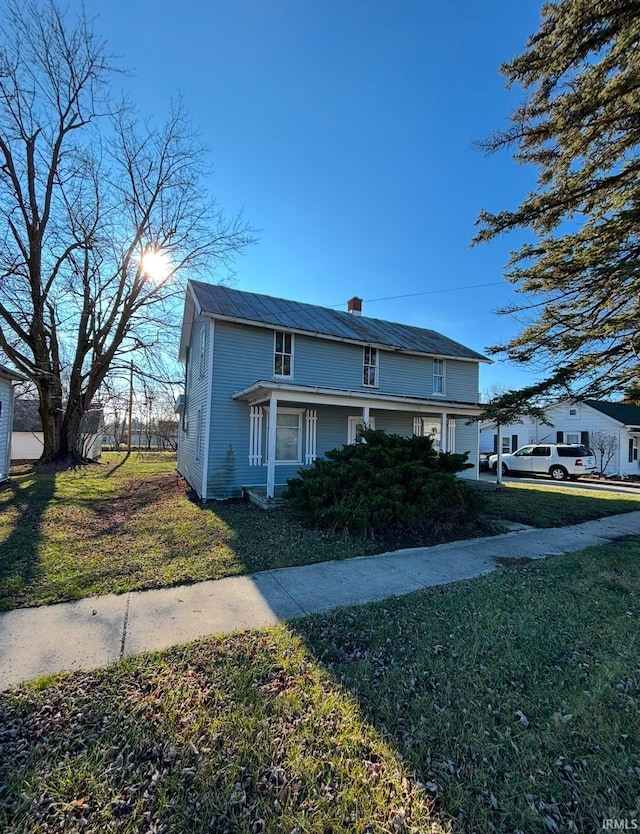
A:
11,432,44,460
479,402,640,477
12,431,102,461
0,378,13,480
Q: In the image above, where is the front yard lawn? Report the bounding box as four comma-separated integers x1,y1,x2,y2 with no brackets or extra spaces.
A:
1,539,638,832
1,452,639,610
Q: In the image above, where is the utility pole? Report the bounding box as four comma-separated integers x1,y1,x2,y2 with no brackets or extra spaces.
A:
127,361,133,453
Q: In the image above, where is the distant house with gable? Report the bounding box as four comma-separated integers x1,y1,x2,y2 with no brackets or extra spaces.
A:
176,281,489,501
479,400,640,477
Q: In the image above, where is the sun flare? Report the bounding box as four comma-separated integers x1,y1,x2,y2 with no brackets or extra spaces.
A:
140,249,171,283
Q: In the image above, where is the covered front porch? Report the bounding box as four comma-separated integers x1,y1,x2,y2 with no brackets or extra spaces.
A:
233,380,482,499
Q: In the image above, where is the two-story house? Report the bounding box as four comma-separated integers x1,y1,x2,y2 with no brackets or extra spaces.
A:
176,281,489,501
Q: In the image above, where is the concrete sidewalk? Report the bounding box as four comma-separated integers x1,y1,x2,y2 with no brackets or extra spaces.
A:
2,511,639,690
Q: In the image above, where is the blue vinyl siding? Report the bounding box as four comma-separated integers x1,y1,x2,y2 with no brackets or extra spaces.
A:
454,418,478,479
0,379,11,479
204,322,481,404
178,317,481,498
177,316,211,497
445,360,479,403
206,321,265,497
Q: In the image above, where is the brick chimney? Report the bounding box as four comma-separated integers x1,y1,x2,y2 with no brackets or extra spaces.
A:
347,296,362,316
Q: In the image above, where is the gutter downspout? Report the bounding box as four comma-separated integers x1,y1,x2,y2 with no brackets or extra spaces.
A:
496,424,503,486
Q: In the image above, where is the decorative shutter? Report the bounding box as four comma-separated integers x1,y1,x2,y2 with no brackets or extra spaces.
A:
580,431,590,448
556,431,564,443
249,406,263,466
630,438,634,464
413,416,423,437
305,409,317,465
493,434,498,454
511,434,518,452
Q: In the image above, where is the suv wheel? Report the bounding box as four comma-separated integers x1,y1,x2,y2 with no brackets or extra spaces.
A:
549,465,568,481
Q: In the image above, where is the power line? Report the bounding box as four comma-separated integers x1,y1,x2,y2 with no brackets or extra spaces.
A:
328,280,505,308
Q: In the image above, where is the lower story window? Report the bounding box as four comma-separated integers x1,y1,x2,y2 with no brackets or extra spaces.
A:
276,412,301,461
414,417,441,450
265,408,303,463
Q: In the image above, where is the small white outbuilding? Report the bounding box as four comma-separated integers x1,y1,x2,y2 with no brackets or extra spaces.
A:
0,364,25,482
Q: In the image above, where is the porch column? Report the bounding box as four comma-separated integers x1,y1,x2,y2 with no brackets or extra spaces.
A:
440,411,448,452
267,393,278,498
496,423,503,486
363,405,370,428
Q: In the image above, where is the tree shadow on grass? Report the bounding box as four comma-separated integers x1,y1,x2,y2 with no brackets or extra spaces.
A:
3,544,637,832
0,468,56,609
100,450,131,477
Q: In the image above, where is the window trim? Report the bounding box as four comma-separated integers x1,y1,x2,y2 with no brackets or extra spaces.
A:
362,346,378,388
432,358,445,396
273,330,294,378
265,406,304,464
348,415,376,444
414,416,441,450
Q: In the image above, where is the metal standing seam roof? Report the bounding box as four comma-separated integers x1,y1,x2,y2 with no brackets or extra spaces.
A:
189,281,489,362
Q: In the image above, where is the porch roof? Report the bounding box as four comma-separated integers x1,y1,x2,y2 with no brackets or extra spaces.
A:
232,380,482,416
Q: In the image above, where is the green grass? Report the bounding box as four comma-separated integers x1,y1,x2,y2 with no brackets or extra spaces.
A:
489,479,640,527
1,453,639,611
1,539,638,832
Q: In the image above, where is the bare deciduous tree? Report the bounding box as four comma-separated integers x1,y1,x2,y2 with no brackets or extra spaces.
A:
0,0,254,463
590,431,619,476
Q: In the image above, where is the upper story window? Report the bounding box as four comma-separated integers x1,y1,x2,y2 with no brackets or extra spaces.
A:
433,358,445,395
363,346,378,387
274,330,293,377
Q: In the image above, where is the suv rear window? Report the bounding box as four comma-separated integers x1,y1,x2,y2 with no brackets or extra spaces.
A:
557,446,590,457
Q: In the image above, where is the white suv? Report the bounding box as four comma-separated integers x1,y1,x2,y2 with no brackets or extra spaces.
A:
489,444,597,481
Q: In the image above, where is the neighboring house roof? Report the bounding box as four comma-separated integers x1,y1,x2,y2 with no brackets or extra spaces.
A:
0,363,25,382
585,400,640,429
187,281,489,363
13,400,104,433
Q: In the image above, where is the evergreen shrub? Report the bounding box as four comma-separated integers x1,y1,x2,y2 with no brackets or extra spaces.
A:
284,429,484,535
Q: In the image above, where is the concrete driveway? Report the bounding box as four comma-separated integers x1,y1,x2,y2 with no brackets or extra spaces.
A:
478,470,640,496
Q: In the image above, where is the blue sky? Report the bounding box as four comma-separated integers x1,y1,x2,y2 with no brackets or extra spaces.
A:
74,0,544,393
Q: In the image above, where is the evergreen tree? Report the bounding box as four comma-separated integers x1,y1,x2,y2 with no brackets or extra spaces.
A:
475,0,640,422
